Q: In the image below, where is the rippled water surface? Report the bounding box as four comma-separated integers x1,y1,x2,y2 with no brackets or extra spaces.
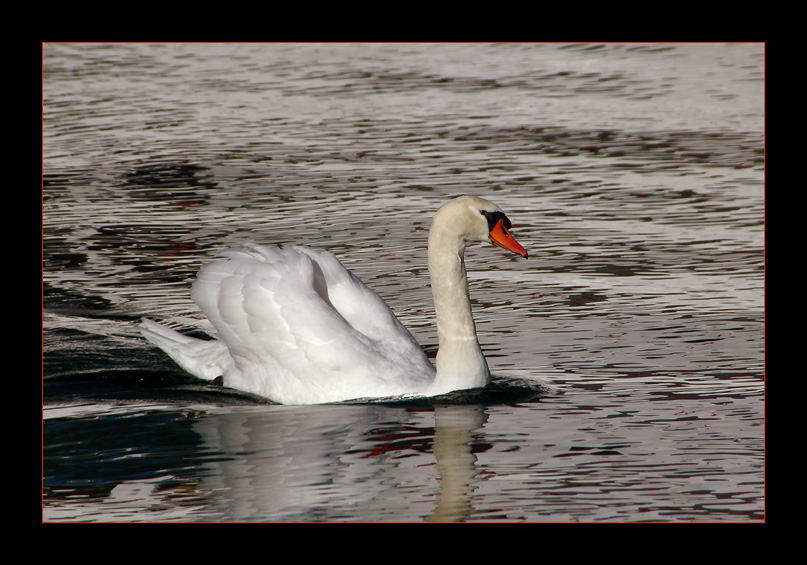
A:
43,43,765,522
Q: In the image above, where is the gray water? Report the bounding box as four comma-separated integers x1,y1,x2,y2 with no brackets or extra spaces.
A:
42,43,765,522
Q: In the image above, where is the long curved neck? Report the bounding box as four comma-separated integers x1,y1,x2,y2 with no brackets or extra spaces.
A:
427,226,490,395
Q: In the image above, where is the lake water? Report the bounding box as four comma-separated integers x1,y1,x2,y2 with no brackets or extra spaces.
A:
42,43,765,522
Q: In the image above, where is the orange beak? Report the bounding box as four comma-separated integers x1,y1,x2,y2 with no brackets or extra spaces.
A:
489,218,528,258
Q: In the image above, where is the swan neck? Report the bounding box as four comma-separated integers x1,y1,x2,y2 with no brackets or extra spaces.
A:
429,243,474,338
427,227,490,393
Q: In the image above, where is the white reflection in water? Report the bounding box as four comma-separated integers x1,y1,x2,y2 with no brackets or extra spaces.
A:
43,380,761,522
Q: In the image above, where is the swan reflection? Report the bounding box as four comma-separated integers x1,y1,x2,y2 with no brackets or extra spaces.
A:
186,402,489,522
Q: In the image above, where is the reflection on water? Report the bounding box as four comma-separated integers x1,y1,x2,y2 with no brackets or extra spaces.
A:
43,377,762,522
427,404,487,522
43,43,764,522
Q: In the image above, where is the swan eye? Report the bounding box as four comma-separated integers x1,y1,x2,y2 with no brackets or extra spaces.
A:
482,210,511,232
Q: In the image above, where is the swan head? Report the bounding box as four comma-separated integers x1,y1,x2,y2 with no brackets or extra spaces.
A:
431,195,528,258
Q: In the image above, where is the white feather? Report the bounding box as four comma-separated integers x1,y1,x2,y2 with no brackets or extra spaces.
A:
140,196,527,405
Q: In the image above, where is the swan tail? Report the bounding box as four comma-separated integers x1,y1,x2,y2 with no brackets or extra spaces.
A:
139,318,232,381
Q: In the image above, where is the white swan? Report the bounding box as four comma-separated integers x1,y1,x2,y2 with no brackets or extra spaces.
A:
140,195,528,405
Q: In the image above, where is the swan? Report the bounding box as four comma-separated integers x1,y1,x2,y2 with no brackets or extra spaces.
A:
140,195,528,405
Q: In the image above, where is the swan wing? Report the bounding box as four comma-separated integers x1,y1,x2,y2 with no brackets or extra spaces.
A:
292,246,422,345
189,244,433,403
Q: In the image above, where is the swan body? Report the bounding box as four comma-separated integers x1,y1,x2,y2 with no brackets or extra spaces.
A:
140,195,528,405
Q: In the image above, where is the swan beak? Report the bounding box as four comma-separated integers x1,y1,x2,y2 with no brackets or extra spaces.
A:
489,219,529,258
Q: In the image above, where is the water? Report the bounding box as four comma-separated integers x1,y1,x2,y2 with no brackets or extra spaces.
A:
42,43,765,522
